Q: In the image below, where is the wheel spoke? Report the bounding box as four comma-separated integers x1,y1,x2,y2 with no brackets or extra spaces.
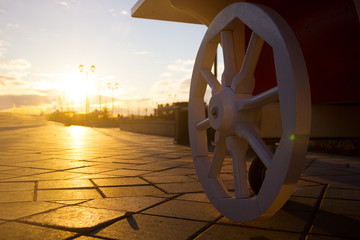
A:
226,136,249,199
200,69,222,94
235,123,272,168
221,31,238,87
208,133,226,178
232,32,264,93
196,118,211,131
237,86,279,111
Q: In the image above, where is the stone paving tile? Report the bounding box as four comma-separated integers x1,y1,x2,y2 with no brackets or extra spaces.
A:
0,190,33,202
306,235,349,240
79,196,166,212
85,162,148,169
8,171,90,181
181,163,198,169
313,156,360,167
311,198,360,236
51,200,88,205
296,178,322,187
301,174,360,189
219,196,317,232
303,168,352,177
0,168,51,176
123,162,186,171
100,186,165,197
37,189,102,201
320,198,360,216
142,175,196,184
0,222,76,240
98,169,150,177
66,166,115,174
154,167,197,176
291,185,324,198
282,196,317,211
92,177,148,186
22,205,126,229
195,224,301,240
222,209,310,233
325,187,360,200
0,182,34,191
143,199,221,222
76,173,126,179
311,208,360,238
5,160,93,170
0,201,63,220
0,173,17,180
94,213,207,240
38,179,93,189
0,166,20,172
110,159,156,165
177,193,211,203
73,236,104,240
301,172,360,189
155,181,204,194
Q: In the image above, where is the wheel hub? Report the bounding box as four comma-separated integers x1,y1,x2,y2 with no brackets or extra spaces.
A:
208,87,236,136
210,106,218,119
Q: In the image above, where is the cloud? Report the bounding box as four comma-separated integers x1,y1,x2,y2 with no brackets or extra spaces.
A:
0,94,51,110
161,59,194,77
109,9,116,16
0,74,17,86
134,50,149,55
0,58,31,70
0,9,6,14
168,59,194,73
57,1,70,8
150,78,191,103
0,42,30,71
35,89,59,96
0,40,8,51
6,23,20,28
148,59,195,103
179,78,191,90
160,72,172,77
0,48,32,95
109,9,129,17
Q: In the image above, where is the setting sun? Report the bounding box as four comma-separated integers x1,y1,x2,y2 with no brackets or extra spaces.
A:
53,70,98,108
62,73,87,102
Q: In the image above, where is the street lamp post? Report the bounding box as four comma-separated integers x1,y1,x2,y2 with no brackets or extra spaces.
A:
108,82,118,117
79,64,95,114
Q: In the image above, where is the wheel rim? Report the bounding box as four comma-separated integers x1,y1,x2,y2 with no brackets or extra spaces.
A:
188,2,311,222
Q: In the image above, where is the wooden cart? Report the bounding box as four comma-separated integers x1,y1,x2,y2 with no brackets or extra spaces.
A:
132,0,360,222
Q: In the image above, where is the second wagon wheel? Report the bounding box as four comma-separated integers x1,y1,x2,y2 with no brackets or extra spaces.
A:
189,2,311,222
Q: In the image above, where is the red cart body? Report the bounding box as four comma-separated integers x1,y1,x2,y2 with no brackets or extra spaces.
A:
251,0,360,104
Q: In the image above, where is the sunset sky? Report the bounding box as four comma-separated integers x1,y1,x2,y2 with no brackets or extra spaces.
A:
0,0,208,114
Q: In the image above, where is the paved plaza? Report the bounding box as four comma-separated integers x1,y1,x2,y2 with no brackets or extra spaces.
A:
0,113,359,240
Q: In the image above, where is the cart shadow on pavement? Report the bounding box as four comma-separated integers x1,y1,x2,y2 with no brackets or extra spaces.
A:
126,215,139,230
283,199,360,238
303,157,360,188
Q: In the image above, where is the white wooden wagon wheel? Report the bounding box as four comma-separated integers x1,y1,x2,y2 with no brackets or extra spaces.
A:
188,2,311,222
